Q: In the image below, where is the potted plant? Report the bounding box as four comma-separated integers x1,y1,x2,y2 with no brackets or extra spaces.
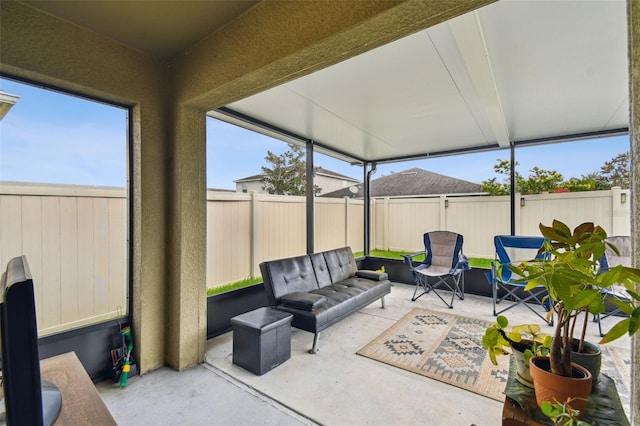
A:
482,315,551,387
512,220,640,414
540,398,590,426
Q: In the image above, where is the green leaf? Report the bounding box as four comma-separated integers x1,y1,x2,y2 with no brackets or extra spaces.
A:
563,288,600,312
629,308,640,335
506,332,522,343
512,323,541,335
600,318,630,343
540,222,569,242
496,315,508,328
540,401,563,418
626,289,640,302
609,299,634,315
573,221,594,236
540,401,555,416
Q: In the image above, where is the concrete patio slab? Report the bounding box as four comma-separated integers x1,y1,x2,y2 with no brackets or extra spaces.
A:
99,283,631,425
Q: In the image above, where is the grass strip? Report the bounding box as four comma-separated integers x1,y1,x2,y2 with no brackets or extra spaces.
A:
354,249,492,269
207,251,493,296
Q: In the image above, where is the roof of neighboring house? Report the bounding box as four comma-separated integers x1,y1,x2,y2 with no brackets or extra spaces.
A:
321,168,483,198
234,167,359,183
0,90,20,121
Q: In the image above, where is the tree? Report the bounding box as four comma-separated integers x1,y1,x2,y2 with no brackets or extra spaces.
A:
480,177,510,196
480,159,518,195
261,144,321,195
562,175,600,192
518,167,564,195
480,160,563,195
595,151,630,189
480,151,629,195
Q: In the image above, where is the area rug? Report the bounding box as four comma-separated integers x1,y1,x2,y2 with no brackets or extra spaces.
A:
356,308,632,405
600,345,631,415
357,308,510,402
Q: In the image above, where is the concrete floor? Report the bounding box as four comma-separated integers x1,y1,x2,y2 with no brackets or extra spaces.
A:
99,283,631,425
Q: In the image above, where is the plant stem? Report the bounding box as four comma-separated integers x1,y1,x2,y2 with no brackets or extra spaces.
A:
578,308,589,353
561,308,572,376
550,304,564,376
569,311,577,345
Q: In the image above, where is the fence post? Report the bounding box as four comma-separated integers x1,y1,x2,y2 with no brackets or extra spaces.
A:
439,196,447,229
383,197,390,250
344,196,350,247
370,198,376,251
515,192,522,235
251,190,259,278
610,186,627,236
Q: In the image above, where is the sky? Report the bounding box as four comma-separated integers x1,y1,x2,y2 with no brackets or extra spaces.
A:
1,77,631,190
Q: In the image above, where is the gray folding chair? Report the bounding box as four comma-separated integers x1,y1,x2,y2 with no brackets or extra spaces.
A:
402,231,469,309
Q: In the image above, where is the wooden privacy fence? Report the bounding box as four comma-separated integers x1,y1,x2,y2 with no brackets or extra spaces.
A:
0,183,127,336
0,183,631,334
206,191,364,288
372,187,630,259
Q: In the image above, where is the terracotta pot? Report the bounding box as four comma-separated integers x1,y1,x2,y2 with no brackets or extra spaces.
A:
511,341,534,388
571,339,601,382
529,356,592,417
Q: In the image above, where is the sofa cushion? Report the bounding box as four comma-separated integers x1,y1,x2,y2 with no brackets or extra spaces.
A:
260,255,319,305
310,253,332,287
323,247,357,283
280,292,327,311
276,278,391,333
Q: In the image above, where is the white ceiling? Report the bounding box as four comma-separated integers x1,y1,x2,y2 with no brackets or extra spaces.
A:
213,0,629,164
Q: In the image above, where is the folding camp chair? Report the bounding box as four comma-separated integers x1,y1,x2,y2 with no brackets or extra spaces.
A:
486,235,553,325
402,231,470,309
595,235,632,337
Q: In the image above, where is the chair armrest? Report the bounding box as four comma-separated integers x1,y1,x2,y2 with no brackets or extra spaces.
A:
455,253,470,270
355,270,389,281
402,251,424,264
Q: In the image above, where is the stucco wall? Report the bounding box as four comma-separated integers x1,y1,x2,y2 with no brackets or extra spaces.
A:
0,1,170,372
627,2,640,422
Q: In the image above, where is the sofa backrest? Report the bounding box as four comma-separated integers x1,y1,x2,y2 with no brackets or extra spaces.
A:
323,247,357,283
260,255,320,305
310,253,332,287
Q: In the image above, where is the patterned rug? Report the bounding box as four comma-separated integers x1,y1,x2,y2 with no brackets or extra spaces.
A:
600,345,631,416
357,308,631,405
357,308,510,401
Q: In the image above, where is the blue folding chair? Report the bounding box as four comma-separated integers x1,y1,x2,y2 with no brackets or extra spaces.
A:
403,231,470,309
595,236,632,336
486,235,553,325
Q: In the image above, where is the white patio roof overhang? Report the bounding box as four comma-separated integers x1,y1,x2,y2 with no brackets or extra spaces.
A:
209,0,629,166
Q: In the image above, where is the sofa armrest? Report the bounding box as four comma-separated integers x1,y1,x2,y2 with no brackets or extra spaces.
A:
355,270,389,281
280,292,327,311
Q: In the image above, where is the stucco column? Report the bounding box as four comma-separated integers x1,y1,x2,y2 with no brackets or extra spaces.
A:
166,106,207,369
627,1,640,423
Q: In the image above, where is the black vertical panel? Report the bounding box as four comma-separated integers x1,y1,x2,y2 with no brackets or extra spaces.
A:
306,140,315,254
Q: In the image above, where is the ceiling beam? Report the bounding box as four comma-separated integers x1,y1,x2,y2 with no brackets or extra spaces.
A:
442,11,511,147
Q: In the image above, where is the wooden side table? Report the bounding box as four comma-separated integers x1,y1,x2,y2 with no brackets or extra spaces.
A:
502,397,546,426
40,352,116,426
501,356,629,426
